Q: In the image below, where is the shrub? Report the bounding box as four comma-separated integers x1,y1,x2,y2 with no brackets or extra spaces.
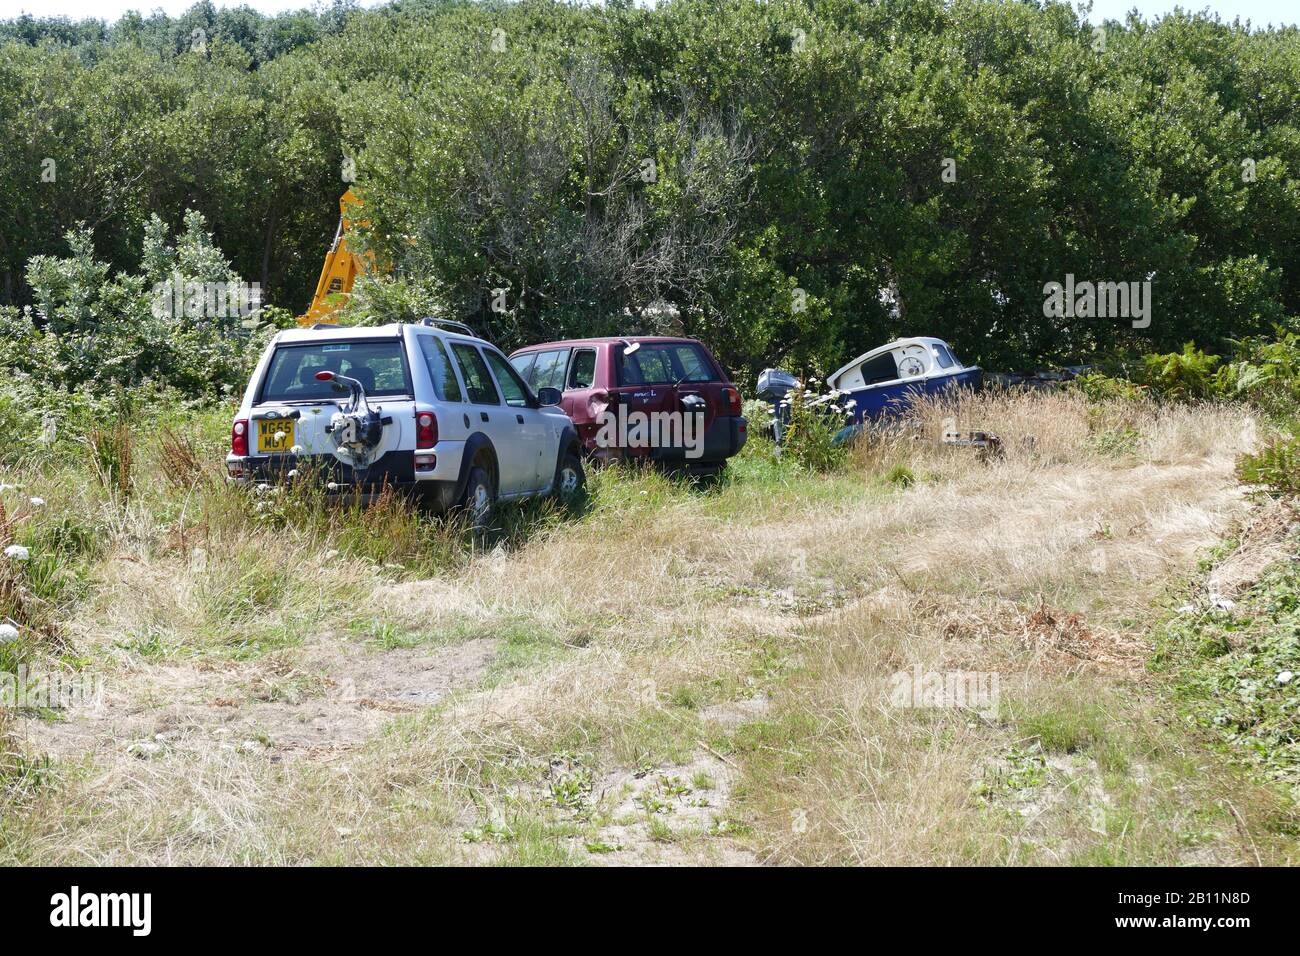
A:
1216,325,1300,416
334,274,449,327
1156,557,1300,798
1138,343,1221,400
779,385,852,473
0,376,153,466
1078,327,1300,419
1074,371,1147,403
0,382,44,466
1086,411,1143,455
1236,434,1300,499
10,213,269,401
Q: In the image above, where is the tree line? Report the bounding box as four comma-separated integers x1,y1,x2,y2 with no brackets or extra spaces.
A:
3,0,1299,380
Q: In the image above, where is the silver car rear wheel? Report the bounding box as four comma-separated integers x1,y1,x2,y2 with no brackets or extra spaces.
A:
462,466,494,532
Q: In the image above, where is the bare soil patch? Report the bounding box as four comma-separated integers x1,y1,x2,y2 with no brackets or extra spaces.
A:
16,636,499,760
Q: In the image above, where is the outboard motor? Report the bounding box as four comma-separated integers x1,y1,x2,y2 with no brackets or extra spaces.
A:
314,370,393,477
756,368,799,444
756,368,799,402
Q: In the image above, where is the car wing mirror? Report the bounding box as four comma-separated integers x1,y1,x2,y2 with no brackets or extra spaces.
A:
536,386,562,406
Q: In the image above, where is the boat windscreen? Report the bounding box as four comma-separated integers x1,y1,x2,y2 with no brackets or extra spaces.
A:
858,351,901,386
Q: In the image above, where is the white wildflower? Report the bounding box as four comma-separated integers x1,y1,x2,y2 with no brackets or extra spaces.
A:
3,544,30,561
28,496,45,507
1278,671,1295,685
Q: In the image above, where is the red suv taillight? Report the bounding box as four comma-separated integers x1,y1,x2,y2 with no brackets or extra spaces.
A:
415,409,438,449
231,419,249,456
721,386,743,416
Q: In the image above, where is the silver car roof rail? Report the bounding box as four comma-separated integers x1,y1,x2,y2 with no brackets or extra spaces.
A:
419,317,478,338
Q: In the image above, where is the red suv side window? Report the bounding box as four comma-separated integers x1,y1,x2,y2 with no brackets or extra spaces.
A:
530,349,571,391
568,349,597,389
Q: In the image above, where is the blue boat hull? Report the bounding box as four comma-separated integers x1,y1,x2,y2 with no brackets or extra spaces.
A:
843,367,982,424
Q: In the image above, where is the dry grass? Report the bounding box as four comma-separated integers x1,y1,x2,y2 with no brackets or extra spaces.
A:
3,390,1293,865
156,426,213,492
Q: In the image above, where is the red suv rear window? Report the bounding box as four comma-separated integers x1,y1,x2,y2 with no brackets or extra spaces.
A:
618,343,716,386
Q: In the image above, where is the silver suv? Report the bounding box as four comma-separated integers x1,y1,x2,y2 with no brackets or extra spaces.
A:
226,320,584,522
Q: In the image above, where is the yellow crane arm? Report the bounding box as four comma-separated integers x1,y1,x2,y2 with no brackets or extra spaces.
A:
296,188,375,327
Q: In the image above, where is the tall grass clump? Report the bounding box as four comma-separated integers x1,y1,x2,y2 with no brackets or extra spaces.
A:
331,485,465,574
0,496,68,647
86,423,134,499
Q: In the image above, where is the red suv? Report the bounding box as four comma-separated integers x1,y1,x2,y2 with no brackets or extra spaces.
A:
509,337,747,473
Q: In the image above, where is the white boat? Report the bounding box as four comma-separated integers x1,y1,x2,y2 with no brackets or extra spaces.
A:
826,337,982,423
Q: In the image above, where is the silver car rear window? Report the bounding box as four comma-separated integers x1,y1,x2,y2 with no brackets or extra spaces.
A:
261,341,410,402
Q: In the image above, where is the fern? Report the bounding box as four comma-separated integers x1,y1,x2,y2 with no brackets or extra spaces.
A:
1237,435,1300,499
1139,343,1221,400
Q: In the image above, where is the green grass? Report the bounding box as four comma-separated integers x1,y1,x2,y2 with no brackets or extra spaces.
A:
1012,695,1133,776
488,817,585,866
884,463,916,488
1154,546,1300,800
469,618,590,682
